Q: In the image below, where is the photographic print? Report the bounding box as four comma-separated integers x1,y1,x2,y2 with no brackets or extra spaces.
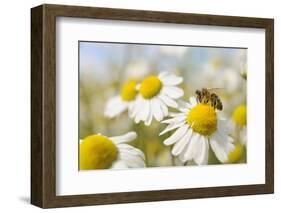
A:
31,5,273,207
79,42,247,170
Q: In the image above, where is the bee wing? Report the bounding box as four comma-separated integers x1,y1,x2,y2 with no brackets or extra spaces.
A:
206,87,225,92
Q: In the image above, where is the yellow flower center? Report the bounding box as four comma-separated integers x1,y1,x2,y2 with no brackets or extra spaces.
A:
187,104,217,136
80,135,118,170
227,142,244,163
120,80,138,101
232,105,247,126
139,76,162,99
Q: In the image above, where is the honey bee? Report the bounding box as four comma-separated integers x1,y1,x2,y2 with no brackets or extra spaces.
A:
195,88,223,111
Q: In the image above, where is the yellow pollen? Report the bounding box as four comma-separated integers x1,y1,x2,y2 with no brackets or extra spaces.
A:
80,135,118,170
232,105,247,126
187,104,217,136
120,80,138,101
139,76,162,99
227,142,244,163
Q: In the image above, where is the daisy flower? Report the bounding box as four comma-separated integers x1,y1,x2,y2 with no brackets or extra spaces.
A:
240,62,247,80
104,80,138,118
227,142,245,163
80,131,145,170
160,95,234,165
231,105,247,145
130,72,184,126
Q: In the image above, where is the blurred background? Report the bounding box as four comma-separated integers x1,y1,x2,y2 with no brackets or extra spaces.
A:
79,41,247,167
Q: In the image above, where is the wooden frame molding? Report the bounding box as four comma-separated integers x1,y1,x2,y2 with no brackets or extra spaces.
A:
31,4,274,208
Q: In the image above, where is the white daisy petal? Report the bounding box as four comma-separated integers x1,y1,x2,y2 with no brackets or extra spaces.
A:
202,138,210,164
194,136,209,165
177,100,193,109
178,105,191,114
128,104,136,118
104,96,128,118
178,129,192,162
183,132,200,161
127,155,145,167
141,100,150,122
135,99,146,123
216,130,235,152
128,103,135,116
105,96,120,107
158,71,171,79
117,143,145,159
210,134,229,163
217,119,230,135
130,97,142,118
111,161,129,169
157,98,169,117
151,98,164,121
167,112,186,118
163,125,188,145
179,108,189,113
160,121,186,135
144,101,153,126
118,147,145,160
106,104,127,118
110,132,137,144
189,96,198,106
158,94,178,108
119,153,145,168
160,74,183,86
134,113,141,124
161,115,186,124
171,128,192,156
226,138,235,154
162,86,184,99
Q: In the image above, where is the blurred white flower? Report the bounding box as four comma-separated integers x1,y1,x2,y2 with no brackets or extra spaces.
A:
160,46,188,57
125,61,150,81
203,66,242,93
200,55,245,95
130,72,183,126
80,132,145,170
218,68,242,93
160,97,234,165
104,80,138,118
240,62,247,80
